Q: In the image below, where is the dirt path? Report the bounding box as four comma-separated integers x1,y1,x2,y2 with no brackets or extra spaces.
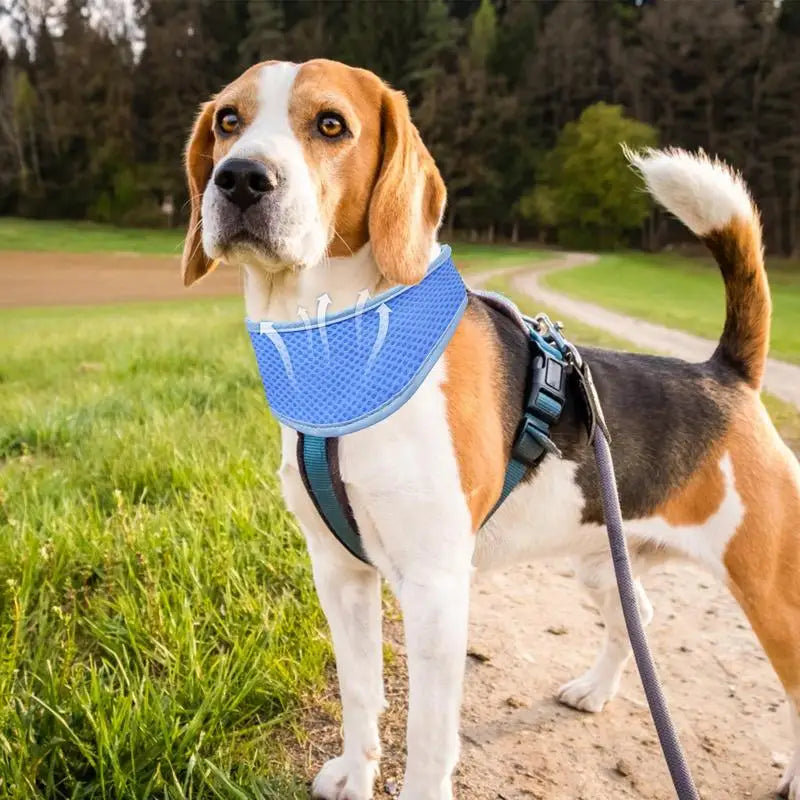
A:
439,258,796,799
0,250,242,307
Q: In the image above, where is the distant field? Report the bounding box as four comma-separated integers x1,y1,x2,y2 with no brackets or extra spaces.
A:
545,251,800,364
0,217,184,255
0,217,549,266
0,297,322,797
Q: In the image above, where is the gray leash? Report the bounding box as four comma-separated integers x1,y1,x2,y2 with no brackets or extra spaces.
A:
593,429,701,800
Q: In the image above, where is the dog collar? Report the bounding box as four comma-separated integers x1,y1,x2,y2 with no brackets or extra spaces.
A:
246,245,467,436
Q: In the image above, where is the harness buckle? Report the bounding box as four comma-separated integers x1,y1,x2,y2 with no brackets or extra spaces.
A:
510,329,569,468
512,416,563,466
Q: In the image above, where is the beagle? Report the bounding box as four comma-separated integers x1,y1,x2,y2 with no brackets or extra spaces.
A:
181,59,800,800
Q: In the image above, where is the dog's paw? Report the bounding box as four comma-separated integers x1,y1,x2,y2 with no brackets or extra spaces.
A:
777,751,799,799
312,755,378,800
557,667,621,713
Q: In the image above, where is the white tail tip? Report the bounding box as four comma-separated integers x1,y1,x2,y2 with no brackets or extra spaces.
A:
624,146,755,237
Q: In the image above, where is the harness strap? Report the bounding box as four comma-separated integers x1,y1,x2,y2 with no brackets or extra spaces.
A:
296,433,369,564
297,316,569,565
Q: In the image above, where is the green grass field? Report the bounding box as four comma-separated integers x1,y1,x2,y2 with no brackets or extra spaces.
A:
544,251,800,364
0,218,548,268
0,218,185,256
0,298,327,798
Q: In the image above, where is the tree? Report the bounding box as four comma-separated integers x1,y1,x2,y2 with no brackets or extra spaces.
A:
521,102,657,249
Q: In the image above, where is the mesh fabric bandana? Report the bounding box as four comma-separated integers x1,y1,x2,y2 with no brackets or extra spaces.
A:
246,245,467,437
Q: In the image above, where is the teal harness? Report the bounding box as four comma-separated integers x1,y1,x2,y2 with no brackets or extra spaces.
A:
247,246,569,564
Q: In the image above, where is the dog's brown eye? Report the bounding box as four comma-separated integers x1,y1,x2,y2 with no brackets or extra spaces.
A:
317,113,346,139
218,109,240,134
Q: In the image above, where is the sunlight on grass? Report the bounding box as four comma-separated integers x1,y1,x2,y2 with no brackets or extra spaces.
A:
543,251,800,364
0,297,323,798
0,217,184,256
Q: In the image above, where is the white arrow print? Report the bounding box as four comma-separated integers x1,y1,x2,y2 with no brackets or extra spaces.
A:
355,289,370,342
366,303,391,373
259,322,298,389
297,306,313,345
316,293,331,358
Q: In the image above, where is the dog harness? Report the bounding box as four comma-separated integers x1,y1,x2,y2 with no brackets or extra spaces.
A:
246,245,569,563
246,247,702,799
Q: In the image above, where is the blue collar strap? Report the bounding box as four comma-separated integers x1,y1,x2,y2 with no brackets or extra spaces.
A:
246,245,467,437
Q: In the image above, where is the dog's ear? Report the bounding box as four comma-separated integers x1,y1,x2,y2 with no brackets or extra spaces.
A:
181,101,216,287
368,88,446,285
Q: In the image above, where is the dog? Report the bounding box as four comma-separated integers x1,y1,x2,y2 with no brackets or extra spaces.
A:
181,59,800,800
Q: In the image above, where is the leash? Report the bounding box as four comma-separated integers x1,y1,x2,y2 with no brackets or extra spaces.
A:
550,319,700,800
593,429,700,800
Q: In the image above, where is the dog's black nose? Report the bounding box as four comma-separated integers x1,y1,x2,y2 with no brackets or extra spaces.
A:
214,158,276,211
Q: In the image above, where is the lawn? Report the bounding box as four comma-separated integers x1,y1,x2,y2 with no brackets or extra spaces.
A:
0,218,184,256
0,298,326,798
544,251,800,364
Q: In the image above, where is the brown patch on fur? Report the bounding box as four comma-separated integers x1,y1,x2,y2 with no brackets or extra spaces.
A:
655,446,727,526
291,60,446,283
723,391,800,697
704,215,770,389
181,64,268,287
290,61,385,259
443,304,508,531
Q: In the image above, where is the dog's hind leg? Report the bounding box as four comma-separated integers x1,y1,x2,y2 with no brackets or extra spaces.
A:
558,549,658,713
722,411,800,799
724,512,800,798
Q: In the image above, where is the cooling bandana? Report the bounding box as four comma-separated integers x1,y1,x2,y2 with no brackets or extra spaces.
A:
246,245,468,436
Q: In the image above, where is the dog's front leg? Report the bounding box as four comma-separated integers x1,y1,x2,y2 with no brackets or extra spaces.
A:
305,533,384,800
395,563,472,800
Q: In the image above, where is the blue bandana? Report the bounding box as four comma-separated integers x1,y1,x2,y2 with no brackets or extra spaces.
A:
246,245,467,436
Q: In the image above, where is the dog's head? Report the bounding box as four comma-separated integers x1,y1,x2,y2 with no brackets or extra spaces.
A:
181,59,446,288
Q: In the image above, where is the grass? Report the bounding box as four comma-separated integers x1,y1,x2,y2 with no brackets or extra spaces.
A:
0,297,327,798
0,218,184,256
449,241,550,271
544,251,800,364
0,217,549,268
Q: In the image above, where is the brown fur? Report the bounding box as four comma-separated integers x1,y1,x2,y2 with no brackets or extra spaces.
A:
442,304,508,531
655,444,727,526
723,392,800,699
291,59,446,283
367,87,446,284
290,61,385,258
181,64,266,286
705,215,771,389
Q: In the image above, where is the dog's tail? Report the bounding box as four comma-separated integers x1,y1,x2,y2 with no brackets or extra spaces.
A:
626,147,770,390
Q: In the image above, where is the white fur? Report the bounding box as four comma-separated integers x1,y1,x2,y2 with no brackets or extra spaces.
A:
625,146,755,236
475,452,743,577
202,62,327,271
279,361,473,800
